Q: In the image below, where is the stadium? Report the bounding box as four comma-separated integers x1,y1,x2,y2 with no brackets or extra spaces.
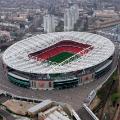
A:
2,32,115,90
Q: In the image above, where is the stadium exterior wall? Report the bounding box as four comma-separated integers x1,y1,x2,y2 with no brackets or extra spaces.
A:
2,32,115,90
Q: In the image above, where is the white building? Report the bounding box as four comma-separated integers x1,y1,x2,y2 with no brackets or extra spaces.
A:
64,5,79,31
27,99,81,120
43,14,55,33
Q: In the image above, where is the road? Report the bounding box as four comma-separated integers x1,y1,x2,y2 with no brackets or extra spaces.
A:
0,94,10,103
0,108,15,120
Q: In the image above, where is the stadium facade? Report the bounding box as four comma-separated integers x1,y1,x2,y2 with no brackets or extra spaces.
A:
2,32,115,90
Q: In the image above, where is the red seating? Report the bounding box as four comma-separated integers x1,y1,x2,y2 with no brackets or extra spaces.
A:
29,40,93,61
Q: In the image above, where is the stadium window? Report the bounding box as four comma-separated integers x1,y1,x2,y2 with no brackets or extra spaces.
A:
86,76,89,80
49,82,52,87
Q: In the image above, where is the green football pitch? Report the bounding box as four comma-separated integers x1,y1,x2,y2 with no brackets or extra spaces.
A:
49,52,80,63
49,52,75,63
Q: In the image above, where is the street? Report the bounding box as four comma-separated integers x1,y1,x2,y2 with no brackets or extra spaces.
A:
0,108,15,120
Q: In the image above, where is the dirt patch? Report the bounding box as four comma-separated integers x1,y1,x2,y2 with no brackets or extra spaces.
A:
89,96,101,110
3,99,37,116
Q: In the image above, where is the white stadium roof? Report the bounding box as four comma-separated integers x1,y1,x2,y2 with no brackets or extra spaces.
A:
3,32,115,74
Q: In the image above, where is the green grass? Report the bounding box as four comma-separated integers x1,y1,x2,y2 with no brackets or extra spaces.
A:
111,93,120,103
49,52,75,63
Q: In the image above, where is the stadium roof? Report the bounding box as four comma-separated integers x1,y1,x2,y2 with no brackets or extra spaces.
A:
3,32,115,74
